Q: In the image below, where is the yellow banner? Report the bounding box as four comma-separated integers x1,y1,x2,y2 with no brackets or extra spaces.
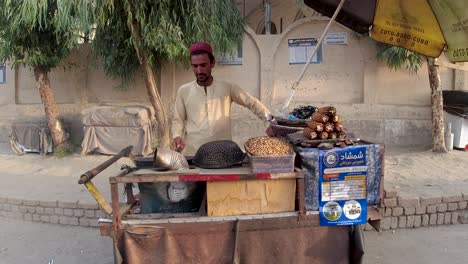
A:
430,0,468,62
371,0,446,58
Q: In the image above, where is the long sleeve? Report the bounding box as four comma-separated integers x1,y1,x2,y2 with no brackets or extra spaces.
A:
230,82,271,121
172,87,186,139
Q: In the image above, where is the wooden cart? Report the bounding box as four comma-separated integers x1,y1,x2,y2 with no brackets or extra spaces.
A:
79,146,381,264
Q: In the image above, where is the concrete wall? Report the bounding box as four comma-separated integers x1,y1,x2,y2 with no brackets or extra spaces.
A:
1,1,467,150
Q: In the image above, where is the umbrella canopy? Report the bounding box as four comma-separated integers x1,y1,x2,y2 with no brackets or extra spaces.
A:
304,0,468,62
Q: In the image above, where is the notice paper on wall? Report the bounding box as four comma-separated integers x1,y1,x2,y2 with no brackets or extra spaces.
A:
288,38,322,64
319,146,368,226
0,64,5,84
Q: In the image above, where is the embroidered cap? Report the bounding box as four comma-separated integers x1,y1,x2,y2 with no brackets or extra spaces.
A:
190,42,213,56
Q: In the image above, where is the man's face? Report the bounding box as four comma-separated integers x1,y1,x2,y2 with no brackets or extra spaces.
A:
190,53,214,83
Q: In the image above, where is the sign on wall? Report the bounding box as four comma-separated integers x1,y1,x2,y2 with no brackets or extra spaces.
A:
0,64,5,84
288,38,322,64
218,44,243,65
325,32,348,45
319,146,368,226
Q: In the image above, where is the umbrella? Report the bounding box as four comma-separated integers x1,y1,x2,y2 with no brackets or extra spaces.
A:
304,0,468,63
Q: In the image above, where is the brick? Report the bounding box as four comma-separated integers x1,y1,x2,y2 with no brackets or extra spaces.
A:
384,198,397,207
89,219,99,227
6,211,23,219
442,194,463,203
10,205,19,212
0,211,5,217
414,215,422,227
458,211,468,224
44,208,55,215
23,200,39,206
385,189,397,198
7,198,23,205
437,213,445,225
69,217,79,226
64,208,74,216
23,213,33,221
420,196,442,206
40,200,58,208
415,206,426,215
463,192,468,201
58,201,78,209
85,210,95,218
392,207,403,216
404,207,415,215
74,209,84,217
0,204,3,210
391,217,398,229
406,215,415,228
398,216,407,228
54,208,64,215
458,201,467,210
451,212,459,224
35,207,44,215
79,218,90,227
78,202,99,210
40,215,50,223
95,210,107,219
0,197,7,203
50,215,59,224
447,203,458,211
364,223,374,231
422,214,429,226
427,205,437,214
33,214,41,222
18,206,28,213
382,217,391,230
384,208,392,217
437,203,448,213
26,206,36,214
444,213,451,224
3,204,11,211
398,196,419,207
59,216,71,225
429,214,437,225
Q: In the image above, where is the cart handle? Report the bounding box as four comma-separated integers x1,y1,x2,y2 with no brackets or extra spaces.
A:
78,145,133,184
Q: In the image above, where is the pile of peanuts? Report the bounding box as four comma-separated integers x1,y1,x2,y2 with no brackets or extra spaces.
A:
245,136,293,156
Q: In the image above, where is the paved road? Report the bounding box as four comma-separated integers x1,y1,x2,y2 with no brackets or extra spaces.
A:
0,217,467,264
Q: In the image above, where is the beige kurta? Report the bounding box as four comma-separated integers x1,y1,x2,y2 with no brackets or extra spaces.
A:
172,79,270,155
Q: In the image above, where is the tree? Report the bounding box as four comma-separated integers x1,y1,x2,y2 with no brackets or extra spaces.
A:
377,45,447,153
0,0,92,153
92,0,245,148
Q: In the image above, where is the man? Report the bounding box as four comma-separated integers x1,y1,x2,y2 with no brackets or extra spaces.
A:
172,42,273,155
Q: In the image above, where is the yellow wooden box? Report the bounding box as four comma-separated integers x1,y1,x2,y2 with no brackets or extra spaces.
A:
206,179,296,217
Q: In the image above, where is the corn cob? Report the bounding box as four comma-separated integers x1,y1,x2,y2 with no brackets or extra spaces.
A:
303,127,318,139
328,132,338,139
318,106,336,115
307,121,324,132
311,112,329,123
329,114,340,123
324,122,335,132
334,122,344,132
338,131,346,140
318,131,329,139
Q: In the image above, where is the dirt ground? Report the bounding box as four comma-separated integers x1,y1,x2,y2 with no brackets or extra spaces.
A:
0,216,467,264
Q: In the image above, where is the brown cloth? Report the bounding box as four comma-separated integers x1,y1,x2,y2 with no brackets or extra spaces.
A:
115,215,360,264
81,105,154,156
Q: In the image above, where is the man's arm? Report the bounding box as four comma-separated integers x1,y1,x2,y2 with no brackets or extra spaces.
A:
230,82,272,121
172,88,187,150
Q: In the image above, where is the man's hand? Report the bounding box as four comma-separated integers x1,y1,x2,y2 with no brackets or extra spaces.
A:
173,136,185,152
265,126,275,137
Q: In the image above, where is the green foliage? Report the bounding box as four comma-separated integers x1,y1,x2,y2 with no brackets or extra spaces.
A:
0,0,92,71
376,44,424,74
92,0,245,81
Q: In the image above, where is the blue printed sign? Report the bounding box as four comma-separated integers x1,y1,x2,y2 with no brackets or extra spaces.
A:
319,146,367,226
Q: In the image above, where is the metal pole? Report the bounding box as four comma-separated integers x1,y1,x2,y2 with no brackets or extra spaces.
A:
281,0,347,111
265,0,271,35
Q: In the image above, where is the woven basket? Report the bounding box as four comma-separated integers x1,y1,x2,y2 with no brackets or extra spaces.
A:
270,124,304,137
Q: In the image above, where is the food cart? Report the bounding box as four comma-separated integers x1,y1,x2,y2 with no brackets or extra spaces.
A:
78,137,384,264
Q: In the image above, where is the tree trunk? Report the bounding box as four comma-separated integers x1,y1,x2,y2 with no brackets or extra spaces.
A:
426,58,447,153
126,1,171,148
34,67,68,147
